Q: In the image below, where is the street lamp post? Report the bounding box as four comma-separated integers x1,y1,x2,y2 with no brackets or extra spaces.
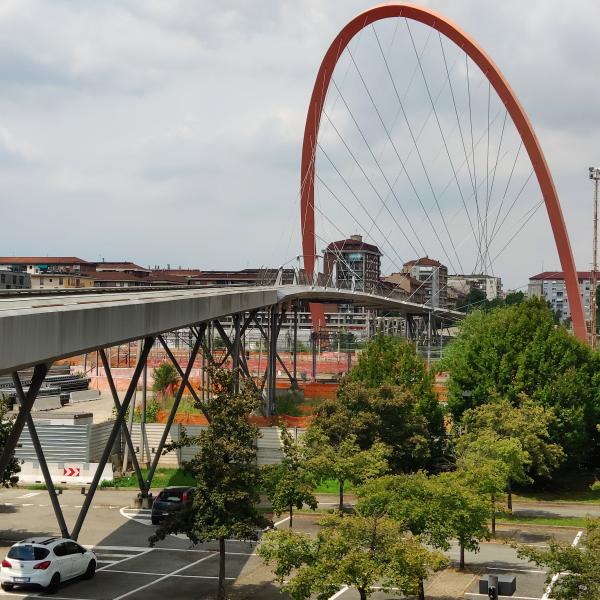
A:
589,167,600,349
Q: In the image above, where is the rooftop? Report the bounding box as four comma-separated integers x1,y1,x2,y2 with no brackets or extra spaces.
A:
326,237,381,255
404,256,445,268
530,271,592,281
94,261,149,272
0,257,88,265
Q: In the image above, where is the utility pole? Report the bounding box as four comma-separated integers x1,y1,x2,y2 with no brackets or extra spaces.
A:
590,167,600,349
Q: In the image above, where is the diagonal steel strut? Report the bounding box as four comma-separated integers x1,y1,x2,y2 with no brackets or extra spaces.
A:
0,363,48,484
71,336,154,540
157,325,208,419
99,348,145,493
144,330,203,492
12,370,69,539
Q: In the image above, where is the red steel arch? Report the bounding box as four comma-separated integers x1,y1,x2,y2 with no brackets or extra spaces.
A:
300,3,587,341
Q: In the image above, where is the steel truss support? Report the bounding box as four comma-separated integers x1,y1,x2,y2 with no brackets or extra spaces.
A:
99,349,145,493
213,312,258,387
292,303,298,384
158,327,208,420
145,329,204,492
252,313,294,388
0,363,49,484
71,336,154,540
266,305,284,416
12,370,69,539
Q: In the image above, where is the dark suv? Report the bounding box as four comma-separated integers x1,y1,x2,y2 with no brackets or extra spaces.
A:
151,486,195,525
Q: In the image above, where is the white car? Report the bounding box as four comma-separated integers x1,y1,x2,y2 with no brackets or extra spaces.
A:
0,537,97,593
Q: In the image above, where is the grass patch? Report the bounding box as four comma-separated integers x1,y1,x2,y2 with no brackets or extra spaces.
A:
23,483,65,491
106,467,195,489
496,512,587,528
313,479,355,494
512,471,600,504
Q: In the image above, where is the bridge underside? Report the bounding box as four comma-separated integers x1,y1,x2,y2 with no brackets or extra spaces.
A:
0,284,463,540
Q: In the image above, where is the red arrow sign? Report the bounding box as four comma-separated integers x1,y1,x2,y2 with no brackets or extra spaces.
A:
63,467,81,477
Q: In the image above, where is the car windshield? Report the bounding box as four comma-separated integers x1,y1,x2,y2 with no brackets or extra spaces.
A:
158,490,184,503
7,546,50,561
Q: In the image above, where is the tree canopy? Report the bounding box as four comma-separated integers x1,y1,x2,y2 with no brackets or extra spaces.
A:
152,362,180,397
261,423,318,527
0,398,19,487
357,471,490,570
442,298,600,466
517,518,600,600
258,513,446,600
345,335,444,437
304,427,389,511
312,382,441,473
149,370,268,600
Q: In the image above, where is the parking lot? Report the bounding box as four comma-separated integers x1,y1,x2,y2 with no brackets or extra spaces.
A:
0,488,590,599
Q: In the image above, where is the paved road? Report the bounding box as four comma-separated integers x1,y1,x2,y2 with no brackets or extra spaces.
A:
0,488,589,600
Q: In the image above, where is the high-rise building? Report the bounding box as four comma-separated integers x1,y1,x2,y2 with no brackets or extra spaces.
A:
323,235,382,293
528,271,593,321
402,257,448,308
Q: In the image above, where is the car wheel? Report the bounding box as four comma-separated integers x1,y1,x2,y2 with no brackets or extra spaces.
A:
84,559,96,580
1,582,13,591
151,517,159,525
46,573,61,594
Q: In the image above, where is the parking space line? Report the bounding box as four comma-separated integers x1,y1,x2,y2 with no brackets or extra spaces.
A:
273,516,290,527
541,529,582,600
466,595,541,600
102,569,236,580
486,567,547,574
17,492,40,498
97,548,152,572
328,586,349,599
113,552,218,600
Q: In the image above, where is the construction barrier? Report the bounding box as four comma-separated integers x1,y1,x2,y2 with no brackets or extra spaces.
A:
18,461,113,485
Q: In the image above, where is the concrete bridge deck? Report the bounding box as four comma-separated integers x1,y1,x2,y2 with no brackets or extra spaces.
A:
0,285,463,374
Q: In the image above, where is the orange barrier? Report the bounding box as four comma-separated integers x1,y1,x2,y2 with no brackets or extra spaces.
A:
154,410,313,428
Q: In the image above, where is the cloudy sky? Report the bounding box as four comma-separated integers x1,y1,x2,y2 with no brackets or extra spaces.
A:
1,0,599,289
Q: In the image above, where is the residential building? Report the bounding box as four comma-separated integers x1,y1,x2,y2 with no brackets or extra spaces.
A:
0,257,94,275
528,271,593,321
0,269,30,290
380,272,427,304
94,261,151,277
323,235,382,293
402,257,448,308
30,273,94,289
447,274,502,301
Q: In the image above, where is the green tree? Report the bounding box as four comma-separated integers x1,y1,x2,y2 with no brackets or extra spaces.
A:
517,517,600,600
459,397,564,509
262,424,318,527
149,370,268,600
357,471,490,571
456,430,530,534
504,290,525,306
313,383,437,473
305,427,389,512
456,287,487,313
345,335,444,440
0,398,19,486
428,472,490,570
442,298,599,467
258,513,446,600
152,362,180,398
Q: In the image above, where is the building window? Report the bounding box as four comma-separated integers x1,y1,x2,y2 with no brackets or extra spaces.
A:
59,278,63,285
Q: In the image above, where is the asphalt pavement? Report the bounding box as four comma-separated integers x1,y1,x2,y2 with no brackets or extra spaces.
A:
0,488,593,600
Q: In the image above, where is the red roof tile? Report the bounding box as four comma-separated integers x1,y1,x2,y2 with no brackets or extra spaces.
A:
530,271,592,281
